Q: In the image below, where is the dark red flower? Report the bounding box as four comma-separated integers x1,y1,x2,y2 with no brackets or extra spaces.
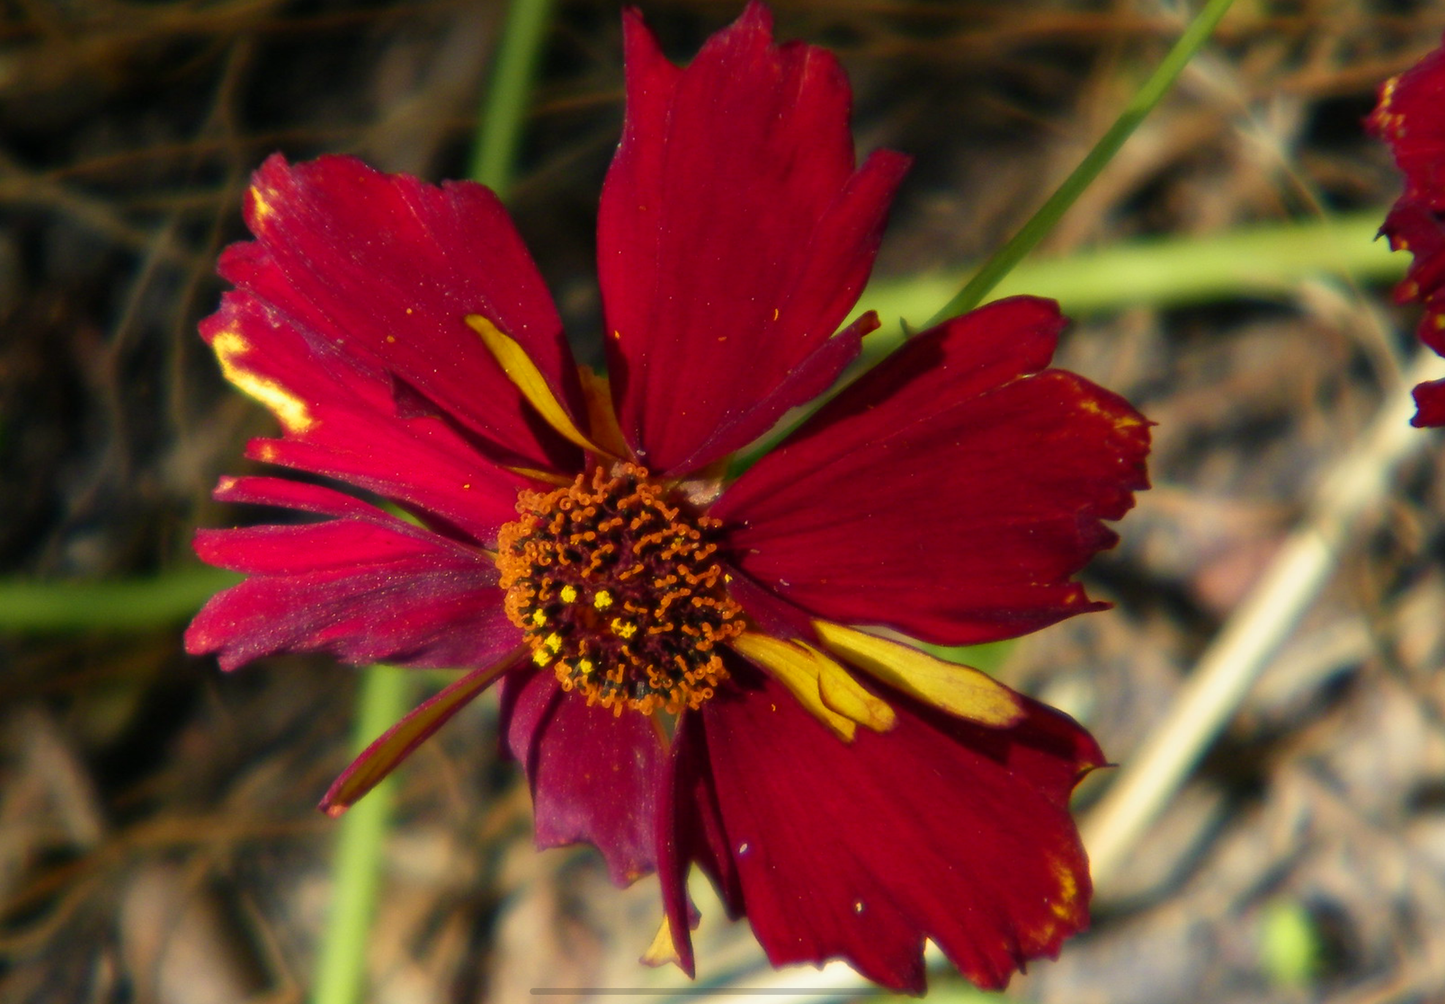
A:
1370,35,1445,426
186,3,1150,992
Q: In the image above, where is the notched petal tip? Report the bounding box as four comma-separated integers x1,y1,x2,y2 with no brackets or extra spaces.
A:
1412,378,1445,427
242,152,290,232
691,665,1102,992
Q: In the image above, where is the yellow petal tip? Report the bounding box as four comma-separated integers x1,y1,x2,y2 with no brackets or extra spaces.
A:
465,314,605,456
731,632,888,740
641,916,683,969
813,621,1025,727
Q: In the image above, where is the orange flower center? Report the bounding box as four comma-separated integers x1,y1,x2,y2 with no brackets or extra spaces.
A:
496,463,744,716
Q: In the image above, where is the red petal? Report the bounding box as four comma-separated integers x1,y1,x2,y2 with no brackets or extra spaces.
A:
499,670,666,886
1369,39,1445,427
1380,202,1445,348
320,654,519,816
712,297,1151,646
598,3,910,475
657,709,743,975
721,566,817,641
206,473,384,519
1414,379,1445,427
681,659,1103,993
1380,202,1445,427
228,154,583,469
186,477,516,671
1369,37,1445,211
201,291,528,543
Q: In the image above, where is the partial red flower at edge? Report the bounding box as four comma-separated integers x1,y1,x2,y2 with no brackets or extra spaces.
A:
1369,34,1445,426
185,2,1150,994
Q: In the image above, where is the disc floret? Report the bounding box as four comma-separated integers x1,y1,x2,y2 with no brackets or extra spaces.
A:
496,463,744,715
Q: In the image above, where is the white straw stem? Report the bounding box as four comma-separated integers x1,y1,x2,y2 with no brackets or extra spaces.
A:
1081,347,1445,888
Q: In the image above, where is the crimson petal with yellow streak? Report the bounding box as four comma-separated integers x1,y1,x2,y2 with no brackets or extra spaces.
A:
660,657,1103,993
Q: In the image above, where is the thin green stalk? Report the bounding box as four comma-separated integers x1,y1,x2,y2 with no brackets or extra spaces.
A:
928,0,1238,326
469,0,555,196
0,567,239,631
311,665,410,1004
861,209,1398,361
310,4,557,1003
727,208,1402,469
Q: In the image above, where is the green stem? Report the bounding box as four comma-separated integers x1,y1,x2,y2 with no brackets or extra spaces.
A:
469,0,556,196
310,665,410,1004
309,4,557,1002
862,209,1398,353
731,208,1400,472
0,567,239,631
928,0,1239,326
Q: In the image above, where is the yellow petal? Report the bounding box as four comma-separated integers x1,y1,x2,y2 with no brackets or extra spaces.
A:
576,364,632,459
811,644,895,732
813,621,1024,727
641,916,682,969
465,314,608,456
731,632,894,739
732,633,854,740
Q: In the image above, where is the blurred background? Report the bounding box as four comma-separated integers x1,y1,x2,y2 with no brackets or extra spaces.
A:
3,0,1445,1001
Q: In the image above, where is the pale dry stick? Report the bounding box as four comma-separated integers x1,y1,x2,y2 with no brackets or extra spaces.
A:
631,957,874,1004
1081,345,1445,890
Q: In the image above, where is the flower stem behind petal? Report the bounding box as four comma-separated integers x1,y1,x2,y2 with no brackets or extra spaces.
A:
319,656,515,817
307,5,556,1004
469,0,555,196
311,665,408,1004
0,566,240,632
927,0,1239,325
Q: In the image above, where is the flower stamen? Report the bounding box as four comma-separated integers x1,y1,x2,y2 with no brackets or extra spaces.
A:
497,464,745,715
